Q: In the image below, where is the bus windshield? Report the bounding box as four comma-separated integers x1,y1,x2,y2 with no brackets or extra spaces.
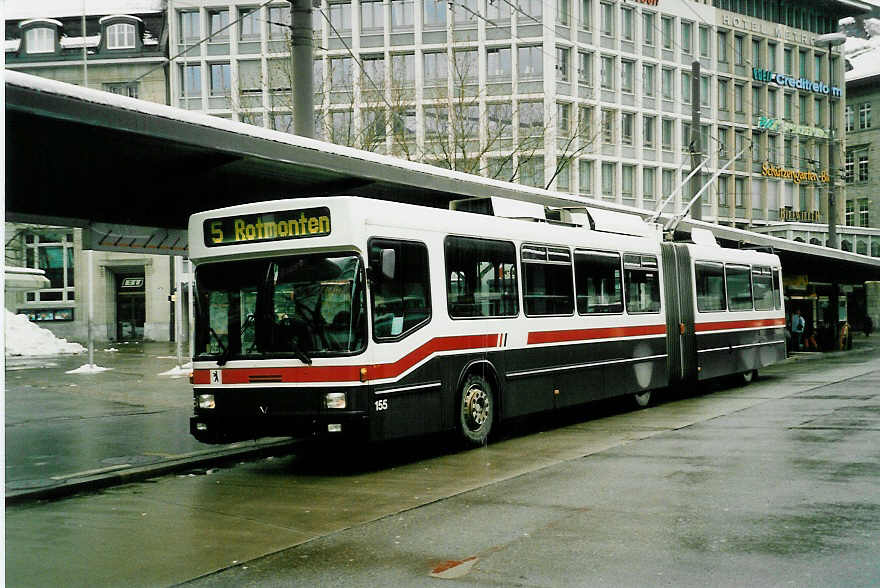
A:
194,253,366,362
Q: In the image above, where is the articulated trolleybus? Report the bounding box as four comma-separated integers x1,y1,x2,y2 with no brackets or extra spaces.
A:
189,196,785,446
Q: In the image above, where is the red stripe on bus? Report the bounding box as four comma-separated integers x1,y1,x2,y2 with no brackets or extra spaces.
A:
192,333,500,384
694,318,785,332
527,324,667,345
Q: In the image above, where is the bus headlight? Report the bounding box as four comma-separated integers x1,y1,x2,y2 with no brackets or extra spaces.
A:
324,392,346,409
198,394,216,409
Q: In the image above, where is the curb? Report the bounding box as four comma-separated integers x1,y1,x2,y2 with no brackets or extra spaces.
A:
5,438,299,505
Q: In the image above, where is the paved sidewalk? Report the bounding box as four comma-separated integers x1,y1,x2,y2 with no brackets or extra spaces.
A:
4,342,294,502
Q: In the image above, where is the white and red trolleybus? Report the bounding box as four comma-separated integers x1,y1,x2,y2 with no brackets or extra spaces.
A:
188,196,785,446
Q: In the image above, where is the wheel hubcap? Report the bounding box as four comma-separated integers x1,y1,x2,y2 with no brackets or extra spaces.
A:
463,385,489,431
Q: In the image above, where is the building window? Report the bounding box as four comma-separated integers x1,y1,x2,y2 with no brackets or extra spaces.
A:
423,0,446,27
642,63,655,97
717,30,728,63
785,93,794,121
643,11,654,46
557,102,572,136
681,21,692,54
718,175,729,207
578,51,593,86
601,162,615,198
600,55,615,90
643,167,655,201
180,11,200,43
661,16,673,50
392,0,414,29
681,72,692,104
453,0,478,25
601,108,615,143
767,42,776,70
699,25,710,58
488,47,512,79
734,35,744,65
661,68,673,101
103,82,139,98
424,51,448,85
661,118,673,151
620,60,634,93
752,38,760,67
799,94,807,125
859,103,872,129
718,78,728,111
580,0,592,30
180,64,201,97
557,47,571,82
518,101,543,137
519,156,544,188
784,47,793,75
518,46,543,79
845,105,855,132
643,115,655,149
859,199,870,227
240,7,261,39
622,165,634,198
767,88,777,117
621,7,633,41
579,159,593,195
25,27,56,53
558,0,570,26
209,9,230,40
621,112,633,145
578,105,593,139
391,53,415,86
662,168,675,201
734,83,744,113
106,23,136,49
268,6,291,39
814,97,822,126
600,2,614,36
518,0,542,19
846,200,855,226
329,2,352,31
23,230,76,303
210,63,231,96
734,177,745,209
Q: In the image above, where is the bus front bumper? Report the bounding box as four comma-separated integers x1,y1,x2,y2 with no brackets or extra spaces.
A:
190,411,370,444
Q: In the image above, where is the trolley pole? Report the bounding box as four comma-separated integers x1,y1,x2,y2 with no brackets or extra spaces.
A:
291,0,314,138
690,60,703,222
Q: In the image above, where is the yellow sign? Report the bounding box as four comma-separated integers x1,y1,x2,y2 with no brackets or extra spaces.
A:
779,208,821,222
761,162,830,184
204,206,331,247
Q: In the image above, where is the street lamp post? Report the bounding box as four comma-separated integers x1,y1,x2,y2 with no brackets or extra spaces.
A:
815,32,846,349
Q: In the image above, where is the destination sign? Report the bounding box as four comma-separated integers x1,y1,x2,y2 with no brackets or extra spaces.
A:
204,207,331,247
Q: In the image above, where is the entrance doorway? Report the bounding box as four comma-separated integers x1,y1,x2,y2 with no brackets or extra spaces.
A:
116,274,146,340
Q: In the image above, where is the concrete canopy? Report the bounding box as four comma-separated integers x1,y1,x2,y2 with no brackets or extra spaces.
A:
6,71,880,284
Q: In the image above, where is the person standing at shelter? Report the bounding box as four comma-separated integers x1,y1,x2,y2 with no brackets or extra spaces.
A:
791,309,805,351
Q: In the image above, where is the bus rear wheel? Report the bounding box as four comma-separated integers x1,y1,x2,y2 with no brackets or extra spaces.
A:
458,374,494,447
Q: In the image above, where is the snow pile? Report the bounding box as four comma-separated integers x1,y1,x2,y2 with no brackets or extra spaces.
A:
66,364,112,374
4,310,86,356
846,18,880,82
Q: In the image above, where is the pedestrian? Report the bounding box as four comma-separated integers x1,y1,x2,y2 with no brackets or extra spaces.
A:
865,315,874,338
791,309,805,351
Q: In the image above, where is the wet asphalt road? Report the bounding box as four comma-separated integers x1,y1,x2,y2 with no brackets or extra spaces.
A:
5,344,880,587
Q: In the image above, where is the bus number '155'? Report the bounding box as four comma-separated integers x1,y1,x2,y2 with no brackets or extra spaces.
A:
374,399,388,411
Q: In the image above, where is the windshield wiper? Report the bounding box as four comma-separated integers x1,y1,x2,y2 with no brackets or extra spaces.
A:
207,327,229,365
218,314,255,366
289,335,312,365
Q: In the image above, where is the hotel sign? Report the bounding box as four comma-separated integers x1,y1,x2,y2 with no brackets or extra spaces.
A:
756,115,829,139
752,69,842,98
761,162,830,184
719,12,815,45
779,208,821,222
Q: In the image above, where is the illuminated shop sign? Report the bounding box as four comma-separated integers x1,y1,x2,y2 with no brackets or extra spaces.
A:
204,206,331,247
756,115,829,139
761,162,830,184
779,208,821,223
752,69,842,98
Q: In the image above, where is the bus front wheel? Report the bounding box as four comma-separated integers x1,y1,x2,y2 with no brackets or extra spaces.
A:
458,374,494,447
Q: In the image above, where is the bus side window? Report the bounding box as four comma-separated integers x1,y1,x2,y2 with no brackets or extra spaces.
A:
369,239,430,340
445,236,518,318
772,267,782,310
725,264,753,311
574,250,623,314
695,261,726,312
623,254,661,314
753,266,774,311
521,245,574,317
